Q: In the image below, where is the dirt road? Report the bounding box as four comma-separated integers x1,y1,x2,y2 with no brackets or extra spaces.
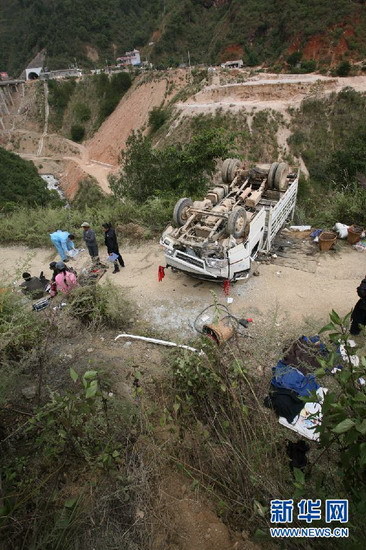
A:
1,237,364,339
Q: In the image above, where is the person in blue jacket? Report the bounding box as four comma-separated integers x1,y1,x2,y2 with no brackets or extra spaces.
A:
50,230,75,261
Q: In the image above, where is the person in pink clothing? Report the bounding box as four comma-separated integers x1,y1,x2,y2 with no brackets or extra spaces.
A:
54,262,78,294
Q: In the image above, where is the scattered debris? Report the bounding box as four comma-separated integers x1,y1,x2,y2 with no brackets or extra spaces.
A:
290,225,311,231
353,239,366,252
333,222,349,239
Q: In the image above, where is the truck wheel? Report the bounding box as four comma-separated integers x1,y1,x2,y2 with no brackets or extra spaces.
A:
228,158,241,182
173,198,193,227
222,158,241,183
267,162,279,189
226,207,248,238
274,162,290,192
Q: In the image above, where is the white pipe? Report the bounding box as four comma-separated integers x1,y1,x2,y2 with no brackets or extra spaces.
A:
115,334,205,355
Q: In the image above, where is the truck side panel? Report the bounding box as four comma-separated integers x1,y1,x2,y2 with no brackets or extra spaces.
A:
261,177,298,253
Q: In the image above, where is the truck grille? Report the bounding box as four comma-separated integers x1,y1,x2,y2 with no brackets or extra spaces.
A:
175,252,204,269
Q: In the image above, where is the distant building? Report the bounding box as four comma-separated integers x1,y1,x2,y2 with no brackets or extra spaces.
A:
116,49,141,67
221,59,244,69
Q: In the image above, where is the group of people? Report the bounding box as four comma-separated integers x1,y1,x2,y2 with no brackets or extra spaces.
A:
20,222,125,302
20,261,78,300
50,221,124,274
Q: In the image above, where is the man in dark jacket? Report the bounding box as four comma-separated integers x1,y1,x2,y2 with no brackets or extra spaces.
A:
81,222,99,263
350,278,366,335
102,222,125,273
20,272,49,300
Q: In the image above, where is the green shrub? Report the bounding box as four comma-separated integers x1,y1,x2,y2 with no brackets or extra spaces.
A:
148,106,169,132
71,124,85,142
299,59,317,73
0,288,47,362
68,281,133,328
336,60,351,76
287,51,302,67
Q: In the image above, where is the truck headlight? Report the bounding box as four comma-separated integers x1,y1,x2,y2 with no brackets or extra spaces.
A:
205,258,228,269
165,248,175,257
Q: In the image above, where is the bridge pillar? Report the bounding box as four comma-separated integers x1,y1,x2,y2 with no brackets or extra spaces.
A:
0,88,10,115
5,86,14,105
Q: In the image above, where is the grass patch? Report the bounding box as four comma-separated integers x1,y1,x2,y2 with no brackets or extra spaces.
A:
0,194,174,248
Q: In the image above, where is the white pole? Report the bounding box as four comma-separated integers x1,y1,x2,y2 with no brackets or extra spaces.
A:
115,333,205,355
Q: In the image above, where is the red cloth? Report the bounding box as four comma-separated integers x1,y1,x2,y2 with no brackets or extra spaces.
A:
223,279,230,296
158,265,166,282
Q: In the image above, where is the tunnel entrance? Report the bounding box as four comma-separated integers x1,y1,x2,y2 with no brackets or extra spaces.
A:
28,72,39,80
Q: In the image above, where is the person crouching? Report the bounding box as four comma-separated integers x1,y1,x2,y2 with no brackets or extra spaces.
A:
54,261,78,294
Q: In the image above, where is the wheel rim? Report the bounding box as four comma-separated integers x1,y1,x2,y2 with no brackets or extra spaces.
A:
181,207,189,221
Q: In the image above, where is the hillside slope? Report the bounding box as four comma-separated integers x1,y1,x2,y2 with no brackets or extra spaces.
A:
1,1,366,76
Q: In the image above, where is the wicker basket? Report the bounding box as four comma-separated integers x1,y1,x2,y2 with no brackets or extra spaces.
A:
347,225,363,245
318,231,337,252
202,320,234,345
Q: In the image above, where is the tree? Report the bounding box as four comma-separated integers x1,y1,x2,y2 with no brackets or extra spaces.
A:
111,128,234,202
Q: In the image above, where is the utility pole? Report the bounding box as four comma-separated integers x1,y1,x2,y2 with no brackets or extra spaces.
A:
188,50,192,82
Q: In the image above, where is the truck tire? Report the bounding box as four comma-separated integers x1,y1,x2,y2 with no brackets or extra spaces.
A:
226,207,248,238
228,158,241,182
222,158,241,183
173,198,193,227
274,162,290,192
267,162,279,189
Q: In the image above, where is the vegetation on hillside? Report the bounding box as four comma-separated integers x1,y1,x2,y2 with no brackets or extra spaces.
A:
0,286,152,550
0,126,235,247
48,72,132,139
0,147,60,212
288,87,366,226
160,108,282,163
1,280,365,546
1,0,366,76
111,128,235,202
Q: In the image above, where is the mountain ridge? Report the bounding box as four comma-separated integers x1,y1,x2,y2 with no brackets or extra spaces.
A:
1,0,366,75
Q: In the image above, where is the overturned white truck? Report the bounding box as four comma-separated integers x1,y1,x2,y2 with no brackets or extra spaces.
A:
160,159,299,281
